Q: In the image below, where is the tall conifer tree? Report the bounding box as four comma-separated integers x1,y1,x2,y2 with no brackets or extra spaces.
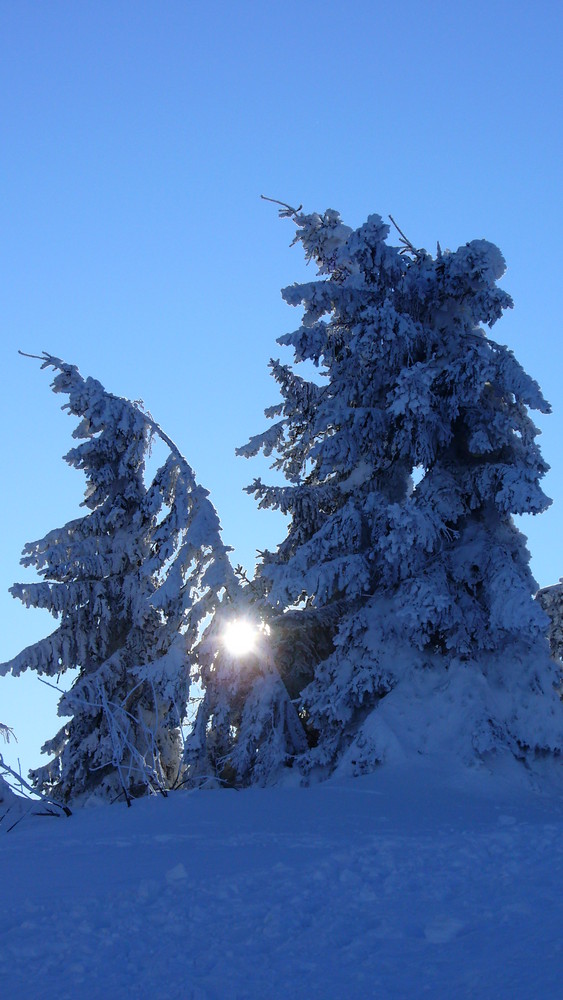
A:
239,204,562,775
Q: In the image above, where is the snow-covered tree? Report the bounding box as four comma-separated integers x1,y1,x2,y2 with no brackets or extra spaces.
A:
238,203,563,776
0,354,239,805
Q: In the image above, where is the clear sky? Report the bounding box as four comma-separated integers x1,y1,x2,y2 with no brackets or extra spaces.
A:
1,0,562,779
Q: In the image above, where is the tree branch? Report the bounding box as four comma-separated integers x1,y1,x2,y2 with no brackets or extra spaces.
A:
389,215,424,259
261,194,303,219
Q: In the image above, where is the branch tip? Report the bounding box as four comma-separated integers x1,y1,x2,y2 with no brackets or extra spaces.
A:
261,195,303,219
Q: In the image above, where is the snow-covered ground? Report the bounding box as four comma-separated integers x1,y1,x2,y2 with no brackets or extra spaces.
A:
2,758,563,1000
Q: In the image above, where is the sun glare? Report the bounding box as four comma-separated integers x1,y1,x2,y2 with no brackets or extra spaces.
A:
223,619,258,657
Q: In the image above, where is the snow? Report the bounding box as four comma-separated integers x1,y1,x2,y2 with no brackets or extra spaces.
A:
3,760,563,999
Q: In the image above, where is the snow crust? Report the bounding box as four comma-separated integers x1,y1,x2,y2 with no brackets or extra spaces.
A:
2,761,563,999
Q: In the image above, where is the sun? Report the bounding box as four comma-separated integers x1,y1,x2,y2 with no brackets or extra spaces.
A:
223,619,258,657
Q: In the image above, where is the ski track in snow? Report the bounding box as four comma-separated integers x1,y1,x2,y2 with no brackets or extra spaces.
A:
2,763,563,999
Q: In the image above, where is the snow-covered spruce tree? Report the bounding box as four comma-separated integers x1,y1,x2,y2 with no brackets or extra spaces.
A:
0,354,238,805
238,202,562,776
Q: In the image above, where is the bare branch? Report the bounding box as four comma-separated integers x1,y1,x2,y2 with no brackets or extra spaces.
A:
389,214,424,259
18,350,49,363
261,194,303,219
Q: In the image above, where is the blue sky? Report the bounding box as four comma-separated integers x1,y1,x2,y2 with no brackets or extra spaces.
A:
1,0,562,777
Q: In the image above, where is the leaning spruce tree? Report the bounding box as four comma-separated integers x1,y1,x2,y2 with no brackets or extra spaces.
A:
0,354,241,804
237,201,563,776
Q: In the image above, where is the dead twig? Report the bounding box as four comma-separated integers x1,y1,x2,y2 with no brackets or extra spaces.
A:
261,194,303,219
389,214,424,259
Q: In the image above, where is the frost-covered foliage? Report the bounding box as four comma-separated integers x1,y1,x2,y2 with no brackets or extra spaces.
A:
0,770,24,827
0,725,70,829
0,355,238,805
184,601,308,788
0,724,19,819
536,584,563,665
0,723,14,744
238,205,562,776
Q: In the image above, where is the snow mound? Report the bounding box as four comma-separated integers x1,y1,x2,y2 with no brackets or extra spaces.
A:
2,761,563,999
